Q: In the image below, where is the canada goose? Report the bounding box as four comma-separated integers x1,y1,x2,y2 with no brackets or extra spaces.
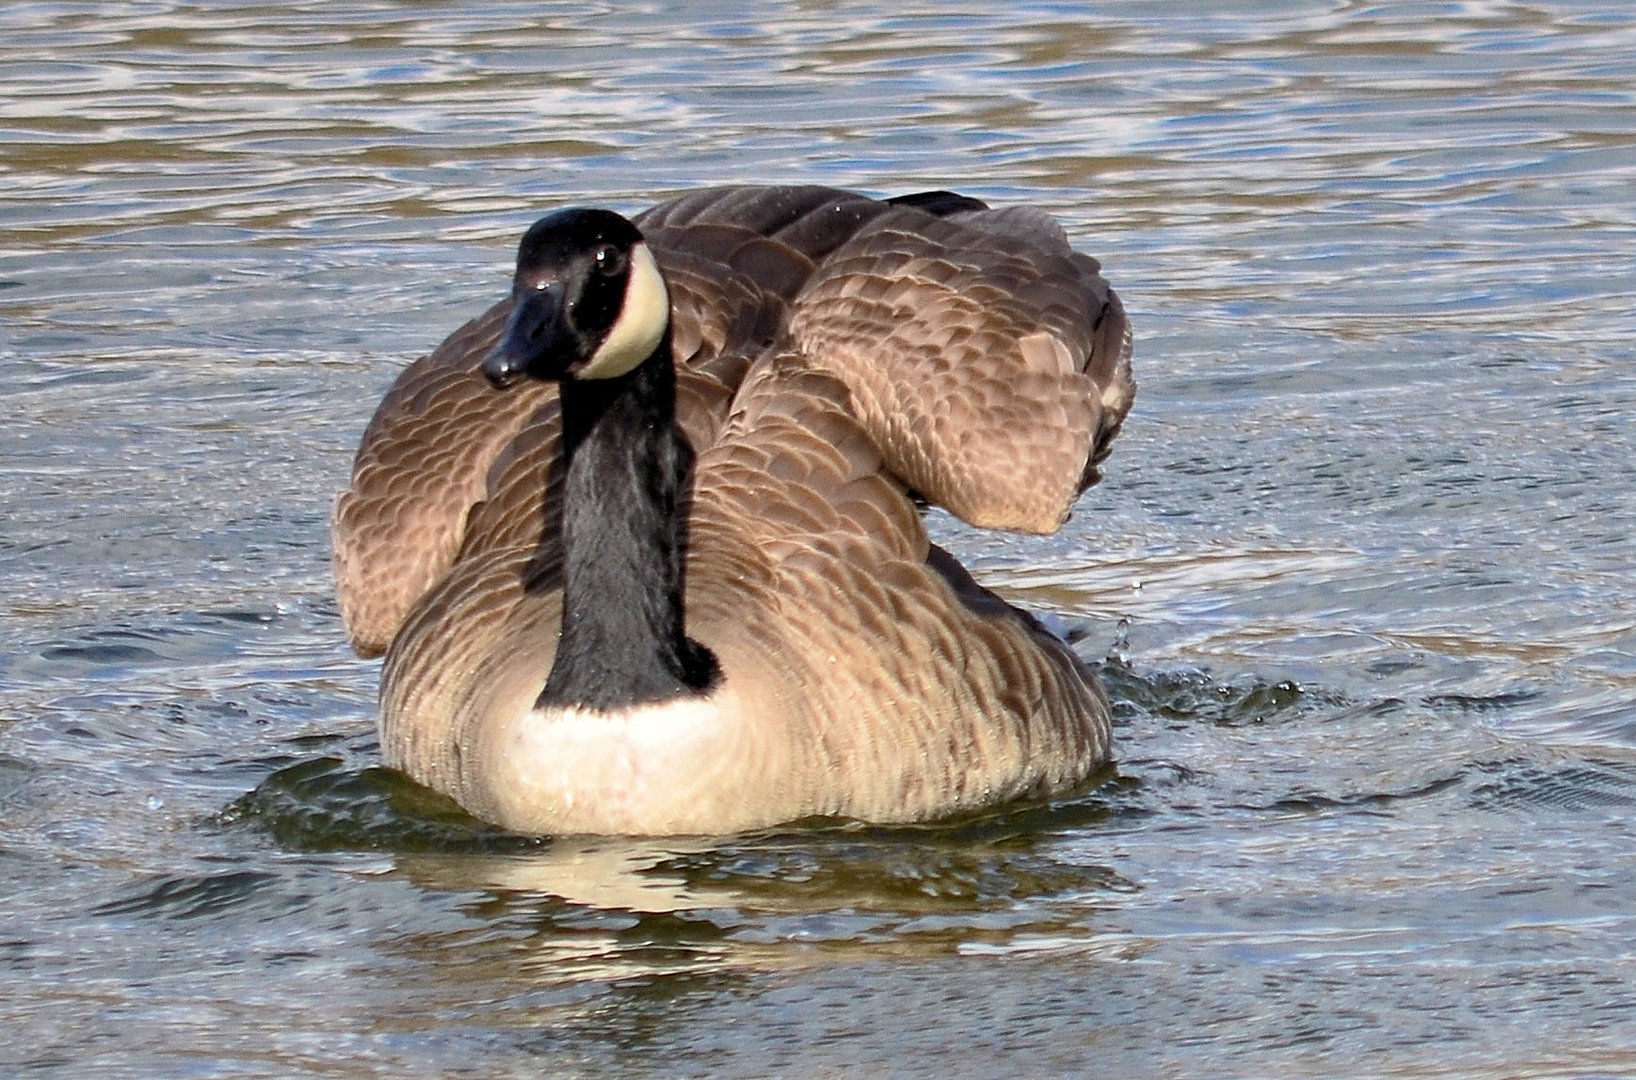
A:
335,185,1134,836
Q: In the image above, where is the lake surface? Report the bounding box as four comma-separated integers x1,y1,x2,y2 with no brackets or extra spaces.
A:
3,2,1634,1076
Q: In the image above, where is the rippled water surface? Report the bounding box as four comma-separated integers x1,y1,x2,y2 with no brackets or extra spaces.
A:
3,3,1635,1077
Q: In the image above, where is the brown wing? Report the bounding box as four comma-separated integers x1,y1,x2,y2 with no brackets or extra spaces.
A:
788,203,1134,533
331,300,538,658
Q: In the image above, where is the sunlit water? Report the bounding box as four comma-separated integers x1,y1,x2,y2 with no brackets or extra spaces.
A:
3,3,1634,1077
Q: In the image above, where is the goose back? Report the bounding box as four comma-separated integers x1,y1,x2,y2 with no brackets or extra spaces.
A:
334,186,1132,658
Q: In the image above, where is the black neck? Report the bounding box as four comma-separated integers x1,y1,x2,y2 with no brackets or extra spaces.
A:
538,336,718,710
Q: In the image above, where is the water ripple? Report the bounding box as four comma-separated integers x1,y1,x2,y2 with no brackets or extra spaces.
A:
4,2,1636,1077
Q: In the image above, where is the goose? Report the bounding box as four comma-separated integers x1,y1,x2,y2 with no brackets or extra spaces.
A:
334,185,1134,836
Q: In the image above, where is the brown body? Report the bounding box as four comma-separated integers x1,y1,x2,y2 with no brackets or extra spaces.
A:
334,186,1134,835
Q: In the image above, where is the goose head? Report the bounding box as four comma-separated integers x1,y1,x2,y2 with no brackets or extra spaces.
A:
483,208,671,387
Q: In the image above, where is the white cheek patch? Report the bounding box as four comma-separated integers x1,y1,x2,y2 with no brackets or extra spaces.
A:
580,242,670,380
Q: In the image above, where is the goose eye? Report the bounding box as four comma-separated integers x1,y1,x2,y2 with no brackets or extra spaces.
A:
592,244,625,277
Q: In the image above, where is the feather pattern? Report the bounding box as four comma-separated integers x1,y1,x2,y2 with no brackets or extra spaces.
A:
336,185,1134,834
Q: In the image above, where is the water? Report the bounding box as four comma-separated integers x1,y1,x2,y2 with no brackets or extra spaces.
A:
3,2,1634,1076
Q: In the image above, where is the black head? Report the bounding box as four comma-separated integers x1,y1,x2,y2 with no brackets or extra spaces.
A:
483,208,670,387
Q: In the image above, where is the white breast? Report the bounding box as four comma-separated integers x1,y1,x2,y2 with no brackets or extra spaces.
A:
477,686,803,835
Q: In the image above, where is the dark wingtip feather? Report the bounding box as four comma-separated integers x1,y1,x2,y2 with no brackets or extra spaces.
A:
886,190,990,216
